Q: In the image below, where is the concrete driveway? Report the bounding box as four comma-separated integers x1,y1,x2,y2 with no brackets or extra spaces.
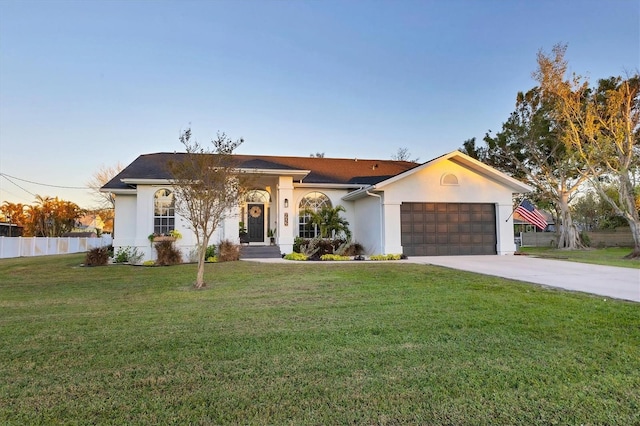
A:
409,255,640,303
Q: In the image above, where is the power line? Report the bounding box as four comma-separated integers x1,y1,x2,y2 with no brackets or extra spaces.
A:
0,173,89,190
0,186,33,203
0,174,37,197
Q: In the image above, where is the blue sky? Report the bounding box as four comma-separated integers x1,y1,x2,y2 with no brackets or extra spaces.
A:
1,0,638,208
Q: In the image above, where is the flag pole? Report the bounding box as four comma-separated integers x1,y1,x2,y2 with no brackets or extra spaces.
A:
505,194,526,222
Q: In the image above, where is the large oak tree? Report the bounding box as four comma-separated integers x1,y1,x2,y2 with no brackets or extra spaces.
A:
483,87,588,249
535,44,640,257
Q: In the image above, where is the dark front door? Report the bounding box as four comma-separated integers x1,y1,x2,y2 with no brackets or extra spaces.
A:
247,203,265,242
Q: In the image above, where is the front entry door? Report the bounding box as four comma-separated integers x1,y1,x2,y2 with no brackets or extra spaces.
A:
247,203,265,242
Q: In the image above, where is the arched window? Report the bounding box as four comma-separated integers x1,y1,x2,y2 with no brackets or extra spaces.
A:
245,189,271,203
154,189,175,235
298,191,331,238
441,173,459,185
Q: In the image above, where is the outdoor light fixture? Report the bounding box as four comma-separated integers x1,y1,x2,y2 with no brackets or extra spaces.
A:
284,198,289,208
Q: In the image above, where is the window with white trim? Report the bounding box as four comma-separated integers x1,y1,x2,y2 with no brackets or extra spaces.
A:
154,189,175,235
298,192,331,238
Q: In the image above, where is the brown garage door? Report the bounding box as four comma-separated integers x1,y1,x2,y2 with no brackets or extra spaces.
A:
401,203,496,256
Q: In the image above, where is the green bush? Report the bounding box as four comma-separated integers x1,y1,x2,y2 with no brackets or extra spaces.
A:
370,254,402,261
206,256,217,263
320,254,351,261
295,238,348,258
154,240,182,266
284,252,308,261
114,246,143,264
205,244,217,259
85,247,110,266
293,237,305,253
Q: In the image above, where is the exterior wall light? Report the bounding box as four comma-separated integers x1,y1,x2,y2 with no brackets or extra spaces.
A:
284,198,289,208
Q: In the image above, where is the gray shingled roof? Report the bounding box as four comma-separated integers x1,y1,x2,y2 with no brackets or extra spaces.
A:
102,153,419,191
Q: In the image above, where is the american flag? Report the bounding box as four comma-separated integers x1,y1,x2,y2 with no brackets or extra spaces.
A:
515,199,548,230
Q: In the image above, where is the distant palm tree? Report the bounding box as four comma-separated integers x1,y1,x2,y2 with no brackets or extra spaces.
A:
305,205,351,239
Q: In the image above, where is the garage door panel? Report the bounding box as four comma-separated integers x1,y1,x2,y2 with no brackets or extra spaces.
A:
401,202,496,256
459,223,471,233
483,234,496,243
448,246,461,255
437,245,450,255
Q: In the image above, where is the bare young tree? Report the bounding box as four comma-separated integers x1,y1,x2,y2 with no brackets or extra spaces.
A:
168,128,249,288
87,163,123,209
391,147,419,162
535,44,640,257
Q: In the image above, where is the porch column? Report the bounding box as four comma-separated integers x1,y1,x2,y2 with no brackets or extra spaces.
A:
495,202,517,255
277,176,295,254
382,202,403,254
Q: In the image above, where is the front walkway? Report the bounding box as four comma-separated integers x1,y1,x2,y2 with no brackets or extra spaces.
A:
244,255,640,302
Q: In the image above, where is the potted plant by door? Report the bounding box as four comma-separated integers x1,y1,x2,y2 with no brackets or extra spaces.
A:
268,228,276,245
239,222,249,245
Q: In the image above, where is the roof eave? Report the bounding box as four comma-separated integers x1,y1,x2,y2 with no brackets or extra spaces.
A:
120,178,171,185
374,150,532,193
239,168,310,179
100,188,137,194
296,183,367,189
341,185,377,201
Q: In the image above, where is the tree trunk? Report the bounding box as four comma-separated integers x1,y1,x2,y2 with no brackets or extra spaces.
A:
624,216,640,259
195,243,206,289
619,173,640,259
557,191,583,249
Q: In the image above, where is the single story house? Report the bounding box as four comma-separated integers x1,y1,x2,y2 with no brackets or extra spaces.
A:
101,150,531,260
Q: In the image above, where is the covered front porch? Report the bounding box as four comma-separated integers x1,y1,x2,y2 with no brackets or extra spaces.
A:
236,172,299,254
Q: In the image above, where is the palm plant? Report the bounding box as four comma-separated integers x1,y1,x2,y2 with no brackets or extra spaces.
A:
305,205,351,239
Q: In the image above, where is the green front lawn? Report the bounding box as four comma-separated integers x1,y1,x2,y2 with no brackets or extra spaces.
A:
1,255,638,425
518,246,640,268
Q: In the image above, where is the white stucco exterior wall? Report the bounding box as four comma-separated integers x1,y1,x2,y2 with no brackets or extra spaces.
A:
112,185,244,262
353,195,383,254
379,159,519,256
113,194,137,248
277,177,295,254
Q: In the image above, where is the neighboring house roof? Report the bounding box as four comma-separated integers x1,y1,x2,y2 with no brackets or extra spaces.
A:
101,152,419,191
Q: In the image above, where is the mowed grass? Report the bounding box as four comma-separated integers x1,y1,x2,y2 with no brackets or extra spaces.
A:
1,255,639,425
518,246,640,269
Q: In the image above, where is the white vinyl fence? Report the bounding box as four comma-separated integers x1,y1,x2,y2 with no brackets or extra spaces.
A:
0,235,112,259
